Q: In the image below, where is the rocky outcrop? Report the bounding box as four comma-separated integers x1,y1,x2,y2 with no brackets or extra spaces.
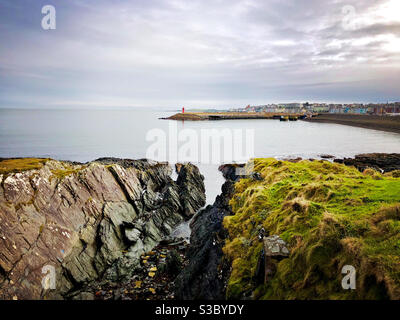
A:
175,163,206,219
174,154,400,300
254,236,290,285
174,164,242,300
334,153,400,173
215,157,400,300
0,158,205,300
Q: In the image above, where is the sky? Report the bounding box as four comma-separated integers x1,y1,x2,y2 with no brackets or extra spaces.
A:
0,0,399,109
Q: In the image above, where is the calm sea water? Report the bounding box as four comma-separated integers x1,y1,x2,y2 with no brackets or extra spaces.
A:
1,108,400,204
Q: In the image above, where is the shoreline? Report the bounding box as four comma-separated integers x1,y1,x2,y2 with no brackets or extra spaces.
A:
303,113,400,134
163,112,308,121
175,154,400,300
1,154,400,300
164,112,400,134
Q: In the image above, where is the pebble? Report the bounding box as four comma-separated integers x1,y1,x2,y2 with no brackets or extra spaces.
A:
92,238,189,301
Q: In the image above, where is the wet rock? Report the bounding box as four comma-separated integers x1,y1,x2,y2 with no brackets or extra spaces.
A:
175,163,206,219
174,166,236,300
163,250,182,277
335,153,400,173
320,154,335,159
72,292,95,300
92,238,189,301
282,157,303,163
218,164,245,182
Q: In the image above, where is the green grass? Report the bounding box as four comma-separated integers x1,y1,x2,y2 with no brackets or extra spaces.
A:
0,158,50,175
223,158,400,300
50,168,83,180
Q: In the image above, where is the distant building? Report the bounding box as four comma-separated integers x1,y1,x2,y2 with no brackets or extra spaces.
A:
236,102,400,115
313,104,330,113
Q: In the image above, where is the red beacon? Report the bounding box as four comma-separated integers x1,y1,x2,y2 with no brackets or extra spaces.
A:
182,107,185,114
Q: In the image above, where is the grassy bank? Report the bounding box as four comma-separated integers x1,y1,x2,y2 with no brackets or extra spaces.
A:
223,159,400,299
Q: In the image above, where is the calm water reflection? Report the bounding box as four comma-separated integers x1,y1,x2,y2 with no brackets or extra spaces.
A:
1,109,399,203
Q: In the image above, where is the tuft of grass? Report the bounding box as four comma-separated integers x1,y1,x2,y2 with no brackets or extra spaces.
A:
50,168,82,180
0,158,86,185
0,158,50,175
223,158,400,300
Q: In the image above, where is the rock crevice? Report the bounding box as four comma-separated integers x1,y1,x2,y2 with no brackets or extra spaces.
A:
0,158,205,300
174,164,241,300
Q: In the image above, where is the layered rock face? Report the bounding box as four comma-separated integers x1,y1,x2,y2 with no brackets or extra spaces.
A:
0,158,205,300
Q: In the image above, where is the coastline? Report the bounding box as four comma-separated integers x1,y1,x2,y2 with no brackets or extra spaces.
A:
163,112,307,121
1,154,400,300
303,113,400,134
0,158,206,300
175,154,400,300
164,112,400,134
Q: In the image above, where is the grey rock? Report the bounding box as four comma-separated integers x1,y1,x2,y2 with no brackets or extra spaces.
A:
125,228,141,243
0,158,206,300
174,166,234,300
263,235,290,257
334,153,400,173
175,163,206,219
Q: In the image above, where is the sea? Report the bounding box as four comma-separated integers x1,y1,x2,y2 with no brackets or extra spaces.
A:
1,108,400,205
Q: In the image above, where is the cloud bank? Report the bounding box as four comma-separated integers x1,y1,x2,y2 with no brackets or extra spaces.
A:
0,0,399,109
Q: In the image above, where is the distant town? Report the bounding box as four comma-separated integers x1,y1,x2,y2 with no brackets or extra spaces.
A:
168,101,400,133
227,102,400,115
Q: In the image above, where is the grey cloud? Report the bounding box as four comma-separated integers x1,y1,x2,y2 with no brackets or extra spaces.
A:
350,22,400,37
0,0,399,108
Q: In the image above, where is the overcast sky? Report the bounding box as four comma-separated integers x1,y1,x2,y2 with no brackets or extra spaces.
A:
0,0,399,109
